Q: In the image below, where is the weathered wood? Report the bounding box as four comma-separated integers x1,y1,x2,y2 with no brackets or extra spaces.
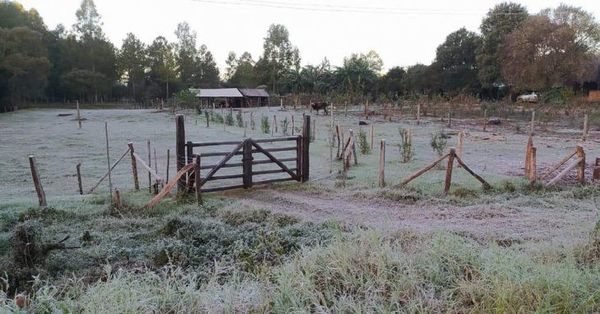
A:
198,142,244,186
335,124,341,158
296,136,302,181
252,141,298,179
593,157,600,181
546,158,584,186
416,104,421,125
302,115,311,182
350,129,358,165
88,148,131,194
291,115,295,135
74,163,83,195
577,145,585,184
175,114,186,192
539,150,577,180
128,143,139,190
530,110,535,135
253,168,297,176
525,135,533,177
189,140,243,147
243,139,253,189
113,189,122,209
339,136,352,160
444,149,456,194
105,122,113,201
147,140,152,193
379,139,386,187
397,154,450,187
200,151,244,157
454,155,491,189
195,156,202,205
28,155,47,208
132,152,163,181
146,163,195,209
166,149,170,183
456,131,464,160
529,146,537,185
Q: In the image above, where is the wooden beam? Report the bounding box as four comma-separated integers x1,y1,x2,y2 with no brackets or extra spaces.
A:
88,148,130,194
546,158,584,186
175,114,186,192
28,155,47,209
145,163,195,209
396,154,450,187
454,155,491,189
132,152,163,181
128,143,139,190
539,149,577,180
444,148,456,194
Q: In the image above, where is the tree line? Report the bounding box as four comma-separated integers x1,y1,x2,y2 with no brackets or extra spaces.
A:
1,1,599,112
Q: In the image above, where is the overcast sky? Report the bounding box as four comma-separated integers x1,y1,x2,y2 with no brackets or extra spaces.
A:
16,0,600,71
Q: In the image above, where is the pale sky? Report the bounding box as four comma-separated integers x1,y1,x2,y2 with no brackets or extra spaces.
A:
16,0,600,72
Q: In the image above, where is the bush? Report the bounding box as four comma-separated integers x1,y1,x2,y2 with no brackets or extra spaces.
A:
236,110,244,128
281,117,289,136
357,128,370,155
430,130,448,157
225,110,235,126
398,128,413,163
261,116,270,134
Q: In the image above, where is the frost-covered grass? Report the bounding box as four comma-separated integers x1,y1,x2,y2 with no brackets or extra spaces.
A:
3,230,600,313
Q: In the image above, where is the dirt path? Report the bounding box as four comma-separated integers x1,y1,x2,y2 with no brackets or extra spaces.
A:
226,186,597,246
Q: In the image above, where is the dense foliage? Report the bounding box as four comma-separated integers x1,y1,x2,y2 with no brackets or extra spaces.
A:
1,1,599,111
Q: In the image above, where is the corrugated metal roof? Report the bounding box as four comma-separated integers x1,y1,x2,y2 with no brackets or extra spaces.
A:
195,88,243,98
239,88,270,97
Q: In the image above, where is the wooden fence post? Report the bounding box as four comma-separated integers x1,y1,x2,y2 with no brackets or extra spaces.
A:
296,136,302,181
195,155,202,205
529,147,537,186
351,129,358,165
76,100,82,129
28,155,47,209
76,163,83,195
242,139,253,188
166,149,170,183
128,142,139,190
147,140,152,193
335,124,341,158
444,148,456,194
456,131,464,160
593,157,600,182
577,145,586,184
291,115,295,135
370,124,374,150
113,189,122,209
105,122,113,201
416,104,421,125
175,114,186,193
302,115,311,182
483,109,488,132
525,135,533,177
379,139,386,187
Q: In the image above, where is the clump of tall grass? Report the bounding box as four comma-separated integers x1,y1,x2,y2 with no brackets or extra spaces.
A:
225,110,235,126
236,110,244,128
357,128,370,155
281,117,289,136
261,116,270,134
398,127,413,163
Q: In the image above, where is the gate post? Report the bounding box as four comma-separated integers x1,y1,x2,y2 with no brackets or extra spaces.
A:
175,114,186,193
302,115,311,182
242,139,253,188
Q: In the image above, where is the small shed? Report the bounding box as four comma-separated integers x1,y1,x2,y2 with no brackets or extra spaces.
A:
239,88,270,107
191,88,270,108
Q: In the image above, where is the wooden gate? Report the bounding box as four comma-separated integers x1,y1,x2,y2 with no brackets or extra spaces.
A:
175,114,311,194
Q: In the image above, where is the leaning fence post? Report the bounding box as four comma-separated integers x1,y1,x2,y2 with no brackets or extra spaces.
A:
444,148,456,194
302,115,311,182
128,142,139,190
379,139,386,187
577,145,586,184
28,155,47,209
176,114,186,193
76,163,83,195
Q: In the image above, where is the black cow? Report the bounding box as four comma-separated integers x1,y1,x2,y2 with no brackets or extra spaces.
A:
311,102,329,115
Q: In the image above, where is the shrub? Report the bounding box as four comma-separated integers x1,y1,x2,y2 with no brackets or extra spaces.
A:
261,116,270,134
357,128,370,155
250,114,256,130
225,110,235,126
431,130,448,157
281,117,289,136
398,127,413,163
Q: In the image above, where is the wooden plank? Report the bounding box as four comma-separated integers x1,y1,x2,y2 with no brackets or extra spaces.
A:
253,136,299,143
379,139,385,187
251,146,297,153
444,149,456,194
396,154,450,187
198,142,244,186
146,163,195,209
253,168,297,176
28,155,47,209
454,155,491,189
200,151,244,157
251,141,298,180
175,114,186,192
76,163,83,195
242,139,253,189
189,140,243,147
539,150,577,180
254,157,296,165
132,152,163,181
195,156,202,205
88,148,131,193
302,115,311,181
207,174,245,181
546,158,583,186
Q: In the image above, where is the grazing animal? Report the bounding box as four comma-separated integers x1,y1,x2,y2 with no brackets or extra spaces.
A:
311,102,329,115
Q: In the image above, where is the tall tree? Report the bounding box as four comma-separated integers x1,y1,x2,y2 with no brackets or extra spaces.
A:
225,51,237,81
435,28,481,94
174,22,198,88
229,52,256,87
258,24,300,92
146,36,178,99
73,0,103,40
197,44,220,87
476,2,528,87
117,33,147,101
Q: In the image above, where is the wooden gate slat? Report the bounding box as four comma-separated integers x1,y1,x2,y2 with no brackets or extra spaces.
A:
251,141,298,180
198,142,244,186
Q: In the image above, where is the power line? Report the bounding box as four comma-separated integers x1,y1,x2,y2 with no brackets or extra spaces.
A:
190,0,489,16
